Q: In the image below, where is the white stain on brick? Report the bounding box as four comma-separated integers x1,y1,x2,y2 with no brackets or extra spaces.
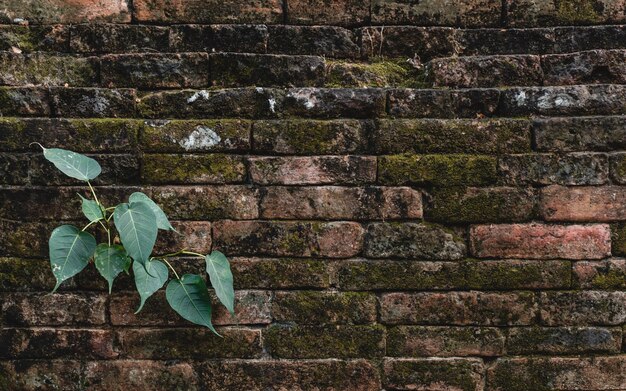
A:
289,89,318,109
187,90,210,103
268,98,277,113
179,126,221,150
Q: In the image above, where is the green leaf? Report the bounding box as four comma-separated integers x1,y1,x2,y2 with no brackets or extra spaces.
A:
133,259,168,313
205,251,235,314
166,274,218,335
94,244,129,294
39,145,101,181
49,225,96,292
129,192,174,231
114,201,157,265
79,194,103,222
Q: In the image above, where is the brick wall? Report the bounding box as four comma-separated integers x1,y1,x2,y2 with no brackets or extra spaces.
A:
2,1,626,390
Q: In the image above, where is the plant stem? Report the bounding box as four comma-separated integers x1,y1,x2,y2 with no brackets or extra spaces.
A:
182,250,205,258
98,220,111,245
87,181,101,207
81,219,98,231
160,258,181,280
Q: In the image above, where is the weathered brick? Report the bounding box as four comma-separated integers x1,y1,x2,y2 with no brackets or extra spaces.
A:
0,0,130,23
611,152,626,183
0,328,117,359
381,291,537,326
554,25,626,53
465,259,572,290
50,87,137,118
264,325,385,358
0,153,28,185
150,186,258,220
0,87,50,117
141,119,250,153
426,187,536,223
0,220,63,257
335,259,467,290
372,0,502,26
470,223,611,259
459,27,556,55
543,49,626,85
268,26,359,58
0,25,68,52
70,24,170,54
365,222,467,260
213,220,364,258
388,88,500,118
252,119,367,155
200,360,381,391
0,258,59,291
499,153,608,185
613,223,626,256
283,88,387,118
211,53,325,88
261,186,422,220
540,185,626,222
84,361,199,391
487,356,626,391
101,53,209,89
152,221,212,255
231,257,330,289
428,55,543,88
1,293,106,326
387,326,505,357
378,154,497,187
373,118,531,154
141,154,246,184
540,291,626,326
110,290,271,326
324,59,424,88
272,291,377,325
249,156,376,185
506,327,622,354
134,0,283,23
116,328,262,359
499,85,626,116
359,26,456,60
173,25,267,54
0,360,82,390
0,53,97,87
534,116,626,152
573,259,626,289
138,88,280,119
286,0,368,26
507,0,626,27
384,358,485,391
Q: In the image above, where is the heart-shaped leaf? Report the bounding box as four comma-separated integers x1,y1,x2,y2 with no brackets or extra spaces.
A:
39,145,101,181
94,244,130,293
205,251,235,314
133,259,168,313
129,192,174,231
114,201,157,265
166,274,218,335
49,225,96,292
79,194,103,222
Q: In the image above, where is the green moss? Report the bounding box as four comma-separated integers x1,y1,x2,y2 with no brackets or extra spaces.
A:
325,58,428,88
591,270,626,289
142,154,246,183
0,258,54,291
557,0,601,23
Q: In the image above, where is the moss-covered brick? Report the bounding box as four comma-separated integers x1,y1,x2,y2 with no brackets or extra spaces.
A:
540,291,626,326
115,328,262,359
383,358,484,391
0,258,60,291
101,53,210,89
0,25,68,52
466,259,571,290
499,153,608,185
0,87,50,117
610,152,626,184
365,222,467,260
70,24,170,54
252,119,367,155
0,53,98,87
425,187,536,223
133,0,283,24
211,53,325,88
171,24,269,53
141,154,246,184
378,154,497,187
534,116,626,152
612,223,626,256
508,0,625,27
263,325,385,359
506,326,622,355
373,118,532,154
573,259,626,289
141,119,250,153
50,87,137,118
272,291,377,325
231,257,330,289
268,25,359,58
387,326,505,357
325,59,428,88
0,220,66,258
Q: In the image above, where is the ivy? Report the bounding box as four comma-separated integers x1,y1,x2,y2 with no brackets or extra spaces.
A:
36,144,234,334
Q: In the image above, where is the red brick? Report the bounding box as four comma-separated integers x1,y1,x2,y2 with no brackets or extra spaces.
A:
84,360,199,391
384,358,485,391
540,185,626,222
249,156,376,185
133,0,282,23
540,291,626,326
260,186,422,220
470,223,611,259
380,291,537,326
1,293,106,326
0,0,130,23
286,0,368,26
153,221,211,255
213,220,364,258
372,0,502,26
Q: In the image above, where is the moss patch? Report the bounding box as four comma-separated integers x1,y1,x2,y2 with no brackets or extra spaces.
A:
325,58,428,88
